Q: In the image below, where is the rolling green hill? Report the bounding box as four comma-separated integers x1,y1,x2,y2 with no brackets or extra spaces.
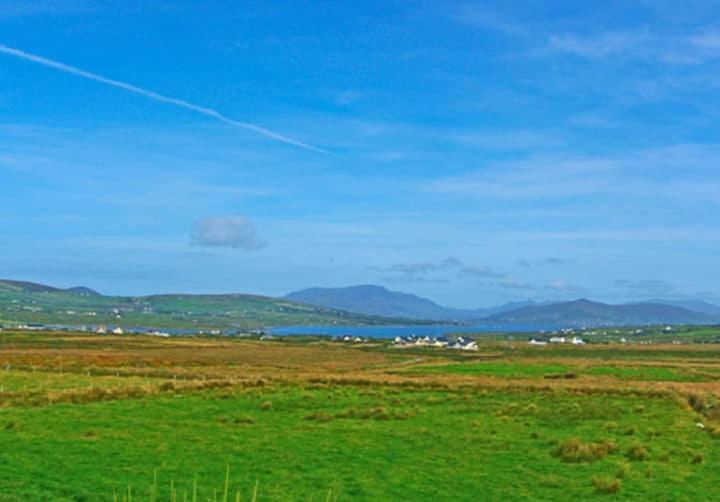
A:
0,279,400,330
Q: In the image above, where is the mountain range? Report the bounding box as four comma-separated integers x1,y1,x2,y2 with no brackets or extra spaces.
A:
286,285,720,326
485,298,715,326
0,279,717,330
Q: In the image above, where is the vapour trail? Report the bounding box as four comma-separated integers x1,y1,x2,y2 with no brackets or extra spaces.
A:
0,44,327,153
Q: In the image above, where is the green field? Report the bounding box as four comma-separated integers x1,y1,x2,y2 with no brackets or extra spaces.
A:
1,331,720,500
412,361,720,382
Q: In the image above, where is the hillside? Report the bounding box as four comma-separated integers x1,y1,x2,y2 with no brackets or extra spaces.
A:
640,299,720,317
485,298,717,326
0,279,400,330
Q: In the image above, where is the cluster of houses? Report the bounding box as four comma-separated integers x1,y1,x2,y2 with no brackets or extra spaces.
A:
393,335,479,351
332,335,370,343
527,336,586,346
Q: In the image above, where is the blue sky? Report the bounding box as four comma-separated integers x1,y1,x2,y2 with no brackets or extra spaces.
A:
1,0,719,307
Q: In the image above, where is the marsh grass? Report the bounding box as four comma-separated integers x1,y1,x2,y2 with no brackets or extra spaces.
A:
115,468,289,502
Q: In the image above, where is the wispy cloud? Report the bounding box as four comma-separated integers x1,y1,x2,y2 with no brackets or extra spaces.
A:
690,30,720,50
0,0,96,19
498,278,535,290
452,130,564,150
459,266,505,279
548,31,647,59
615,279,675,297
0,44,327,153
424,144,720,201
453,5,526,36
335,90,364,106
370,257,463,276
544,280,585,293
548,30,720,65
518,257,572,267
380,276,450,284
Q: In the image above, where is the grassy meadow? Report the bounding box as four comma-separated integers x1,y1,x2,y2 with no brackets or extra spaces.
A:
1,331,720,500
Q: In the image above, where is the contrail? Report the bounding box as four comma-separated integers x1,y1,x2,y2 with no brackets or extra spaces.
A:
0,44,326,153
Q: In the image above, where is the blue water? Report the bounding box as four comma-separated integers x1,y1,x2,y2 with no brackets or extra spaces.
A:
269,323,560,339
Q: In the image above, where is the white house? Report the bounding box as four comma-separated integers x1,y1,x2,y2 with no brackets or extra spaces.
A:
528,339,547,346
571,336,585,345
462,341,479,351
112,327,124,335
549,336,566,344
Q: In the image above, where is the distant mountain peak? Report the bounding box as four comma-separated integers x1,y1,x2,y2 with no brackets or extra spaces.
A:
284,284,528,321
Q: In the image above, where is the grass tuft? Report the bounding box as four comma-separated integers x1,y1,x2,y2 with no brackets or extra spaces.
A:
554,438,617,463
626,443,649,461
591,475,622,494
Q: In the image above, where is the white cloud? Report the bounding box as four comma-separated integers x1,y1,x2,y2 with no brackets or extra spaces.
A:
190,216,266,250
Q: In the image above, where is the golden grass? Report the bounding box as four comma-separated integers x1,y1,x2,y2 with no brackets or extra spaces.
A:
3,331,720,412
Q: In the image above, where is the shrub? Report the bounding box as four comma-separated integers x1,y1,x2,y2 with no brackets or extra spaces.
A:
626,443,648,461
555,438,617,463
259,401,273,410
592,475,622,494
